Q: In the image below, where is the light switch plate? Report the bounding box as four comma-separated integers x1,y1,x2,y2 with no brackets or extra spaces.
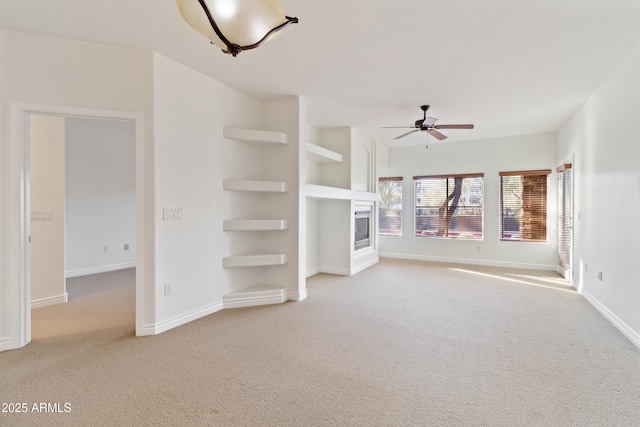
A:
31,210,53,221
163,208,182,221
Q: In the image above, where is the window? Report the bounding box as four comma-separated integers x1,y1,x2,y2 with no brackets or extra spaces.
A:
499,170,552,241
557,164,573,271
378,177,402,236
414,174,484,239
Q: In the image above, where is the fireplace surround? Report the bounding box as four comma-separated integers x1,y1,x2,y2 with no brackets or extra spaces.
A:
354,210,371,250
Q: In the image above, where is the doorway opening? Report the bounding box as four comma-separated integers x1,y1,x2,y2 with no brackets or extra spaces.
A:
9,103,145,349
29,115,137,341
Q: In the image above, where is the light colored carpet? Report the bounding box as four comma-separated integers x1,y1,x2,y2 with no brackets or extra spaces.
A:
1,259,639,426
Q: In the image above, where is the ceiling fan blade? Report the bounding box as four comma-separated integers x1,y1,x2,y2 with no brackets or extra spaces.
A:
394,130,420,140
427,129,448,140
381,126,415,129
424,117,438,127
435,124,474,129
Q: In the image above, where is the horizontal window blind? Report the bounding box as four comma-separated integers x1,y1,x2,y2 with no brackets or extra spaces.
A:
499,170,551,241
414,174,483,239
378,177,403,236
557,164,572,269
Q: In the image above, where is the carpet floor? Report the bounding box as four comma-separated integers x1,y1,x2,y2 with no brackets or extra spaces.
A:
1,259,639,426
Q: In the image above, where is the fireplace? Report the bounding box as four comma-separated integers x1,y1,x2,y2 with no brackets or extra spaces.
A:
354,210,371,250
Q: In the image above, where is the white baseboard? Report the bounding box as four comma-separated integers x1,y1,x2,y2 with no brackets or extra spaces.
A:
306,267,321,278
31,293,68,309
351,256,379,275
66,262,136,278
318,266,351,276
287,289,308,302
581,289,640,350
307,258,379,278
379,252,556,271
140,302,224,336
0,336,12,353
223,284,290,309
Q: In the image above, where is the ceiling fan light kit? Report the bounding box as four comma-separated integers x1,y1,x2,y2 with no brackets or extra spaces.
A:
382,105,475,142
177,0,298,57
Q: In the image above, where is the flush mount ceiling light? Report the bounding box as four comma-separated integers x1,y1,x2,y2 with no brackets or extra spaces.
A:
177,0,299,57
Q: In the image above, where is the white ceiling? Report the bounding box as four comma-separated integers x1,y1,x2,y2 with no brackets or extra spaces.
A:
2,0,640,145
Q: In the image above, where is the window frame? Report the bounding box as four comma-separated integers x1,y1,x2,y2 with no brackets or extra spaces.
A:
499,169,552,242
378,177,403,236
413,173,484,240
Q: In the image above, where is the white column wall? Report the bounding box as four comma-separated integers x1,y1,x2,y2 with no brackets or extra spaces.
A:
29,115,66,306
379,132,559,270
558,43,640,347
151,54,264,328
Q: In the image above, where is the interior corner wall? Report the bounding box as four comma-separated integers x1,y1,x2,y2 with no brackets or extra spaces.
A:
29,115,66,306
379,132,559,270
558,42,640,346
151,53,263,327
65,117,136,277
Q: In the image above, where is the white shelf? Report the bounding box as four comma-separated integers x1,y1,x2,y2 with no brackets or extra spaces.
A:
223,284,287,308
223,252,288,268
306,184,352,200
223,180,288,193
306,143,343,163
353,191,378,202
223,127,288,146
223,219,288,231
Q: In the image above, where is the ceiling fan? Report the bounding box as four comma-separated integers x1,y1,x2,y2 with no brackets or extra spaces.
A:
382,105,474,141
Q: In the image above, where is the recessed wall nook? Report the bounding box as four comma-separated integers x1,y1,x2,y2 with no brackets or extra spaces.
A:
222,98,379,309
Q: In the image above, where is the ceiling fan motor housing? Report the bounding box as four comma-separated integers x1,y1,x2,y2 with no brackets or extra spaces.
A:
382,104,473,141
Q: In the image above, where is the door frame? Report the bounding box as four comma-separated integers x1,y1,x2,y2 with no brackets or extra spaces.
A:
8,102,145,349
557,158,574,284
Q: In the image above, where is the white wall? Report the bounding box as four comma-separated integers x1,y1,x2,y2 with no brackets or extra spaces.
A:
152,53,263,328
262,97,306,297
0,28,9,349
379,133,558,269
29,115,66,307
65,117,136,276
1,30,155,349
351,129,374,193
558,43,640,346
306,198,321,275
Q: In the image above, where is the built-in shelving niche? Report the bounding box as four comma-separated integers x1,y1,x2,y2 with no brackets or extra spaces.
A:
222,127,291,308
304,127,379,278
306,142,343,163
305,141,349,200
222,252,288,268
223,127,289,146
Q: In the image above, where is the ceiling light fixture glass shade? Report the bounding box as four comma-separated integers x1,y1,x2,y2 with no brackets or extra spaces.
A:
177,0,298,57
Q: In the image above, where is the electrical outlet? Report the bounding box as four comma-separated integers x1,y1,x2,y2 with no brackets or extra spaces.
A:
124,243,130,251
597,271,603,281
103,245,109,253
164,283,172,295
